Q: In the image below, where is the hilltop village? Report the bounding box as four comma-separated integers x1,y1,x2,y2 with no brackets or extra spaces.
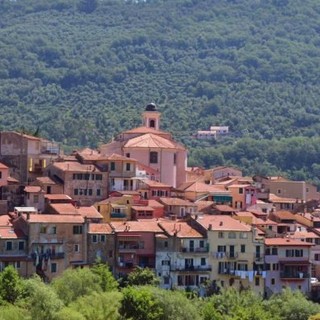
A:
1,104,320,299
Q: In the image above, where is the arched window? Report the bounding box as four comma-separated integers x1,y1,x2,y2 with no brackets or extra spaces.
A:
149,119,156,128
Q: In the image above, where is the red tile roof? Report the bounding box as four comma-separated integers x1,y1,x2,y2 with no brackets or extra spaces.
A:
77,206,103,219
197,215,252,232
0,227,25,239
123,126,170,136
45,194,72,201
106,153,137,162
24,186,43,193
111,220,163,233
269,194,297,203
0,215,12,226
274,210,296,220
214,205,235,212
140,179,171,188
36,177,58,185
131,206,154,211
265,238,313,246
124,133,185,150
49,203,78,215
0,162,8,169
88,223,113,234
52,161,101,172
158,220,203,238
177,181,229,193
148,200,164,208
24,214,84,224
159,197,196,207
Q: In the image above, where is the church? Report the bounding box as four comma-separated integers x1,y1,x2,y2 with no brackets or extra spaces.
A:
99,103,187,188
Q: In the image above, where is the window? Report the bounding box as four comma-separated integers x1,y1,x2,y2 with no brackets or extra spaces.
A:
74,244,80,253
199,240,204,248
162,260,170,266
15,261,20,269
92,235,98,243
277,189,281,194
110,162,115,171
40,225,47,234
217,245,226,253
74,189,79,196
126,153,130,158
100,235,106,242
239,188,243,194
84,173,90,180
51,226,57,234
96,174,102,180
218,232,224,239
149,151,158,164
18,241,24,250
272,263,279,271
163,276,170,285
51,263,57,273
271,247,278,255
164,241,168,248
315,254,320,261
228,232,236,239
201,258,206,266
73,225,83,234
6,241,12,251
255,277,260,286
241,245,246,253
88,189,93,196
126,163,131,171
240,232,248,239
33,195,39,203
173,153,177,165
271,278,275,285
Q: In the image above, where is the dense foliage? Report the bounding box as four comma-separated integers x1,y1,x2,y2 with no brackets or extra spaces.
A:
1,265,320,320
1,0,320,183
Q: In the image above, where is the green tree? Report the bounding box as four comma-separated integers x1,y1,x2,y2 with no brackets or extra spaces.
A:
52,268,101,305
0,265,23,304
126,267,160,286
91,262,118,292
120,286,163,320
22,276,64,320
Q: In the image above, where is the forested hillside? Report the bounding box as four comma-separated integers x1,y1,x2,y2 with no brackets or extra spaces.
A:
1,0,320,183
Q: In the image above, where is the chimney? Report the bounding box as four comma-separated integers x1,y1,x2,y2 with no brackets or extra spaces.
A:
208,224,212,231
26,212,30,220
219,221,223,226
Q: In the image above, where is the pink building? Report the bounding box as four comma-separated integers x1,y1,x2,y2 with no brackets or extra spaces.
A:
264,238,312,297
111,220,163,277
100,104,187,188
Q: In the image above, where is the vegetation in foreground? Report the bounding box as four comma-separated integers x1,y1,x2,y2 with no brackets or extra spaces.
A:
1,264,320,320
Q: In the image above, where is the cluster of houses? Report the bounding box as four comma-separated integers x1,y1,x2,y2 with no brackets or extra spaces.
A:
1,104,320,298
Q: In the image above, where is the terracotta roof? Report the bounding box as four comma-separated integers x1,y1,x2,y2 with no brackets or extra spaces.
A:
269,194,298,203
0,215,12,226
24,214,84,224
158,220,203,238
24,186,43,193
76,148,101,161
196,201,214,212
159,197,196,207
0,227,25,239
124,133,185,150
197,215,251,232
106,153,137,162
235,211,255,217
131,206,154,211
177,181,228,193
123,126,170,136
111,220,163,233
274,210,296,220
148,200,164,208
139,179,171,188
214,205,235,212
7,176,19,183
0,162,8,169
77,206,103,219
49,203,78,215
35,177,57,185
265,238,313,246
51,161,101,173
136,162,159,174
291,230,320,239
45,194,72,201
254,219,278,226
112,191,141,196
88,223,113,234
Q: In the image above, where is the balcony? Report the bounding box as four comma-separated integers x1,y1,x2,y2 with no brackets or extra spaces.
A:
181,247,209,253
111,212,126,219
280,272,310,280
171,265,212,272
225,252,238,259
254,254,264,263
51,252,65,259
118,261,135,268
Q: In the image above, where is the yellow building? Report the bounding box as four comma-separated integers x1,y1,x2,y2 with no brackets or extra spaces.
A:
196,215,265,295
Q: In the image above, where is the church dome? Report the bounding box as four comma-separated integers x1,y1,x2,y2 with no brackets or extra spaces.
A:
145,103,157,112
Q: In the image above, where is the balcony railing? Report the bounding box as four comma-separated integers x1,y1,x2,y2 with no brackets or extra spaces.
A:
171,265,212,272
225,252,238,259
212,252,238,259
280,272,310,279
181,247,209,253
111,212,126,219
51,252,65,259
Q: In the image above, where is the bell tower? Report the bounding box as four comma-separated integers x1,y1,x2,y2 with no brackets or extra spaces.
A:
142,103,161,130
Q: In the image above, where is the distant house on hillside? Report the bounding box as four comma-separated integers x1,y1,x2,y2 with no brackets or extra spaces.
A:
195,126,229,140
